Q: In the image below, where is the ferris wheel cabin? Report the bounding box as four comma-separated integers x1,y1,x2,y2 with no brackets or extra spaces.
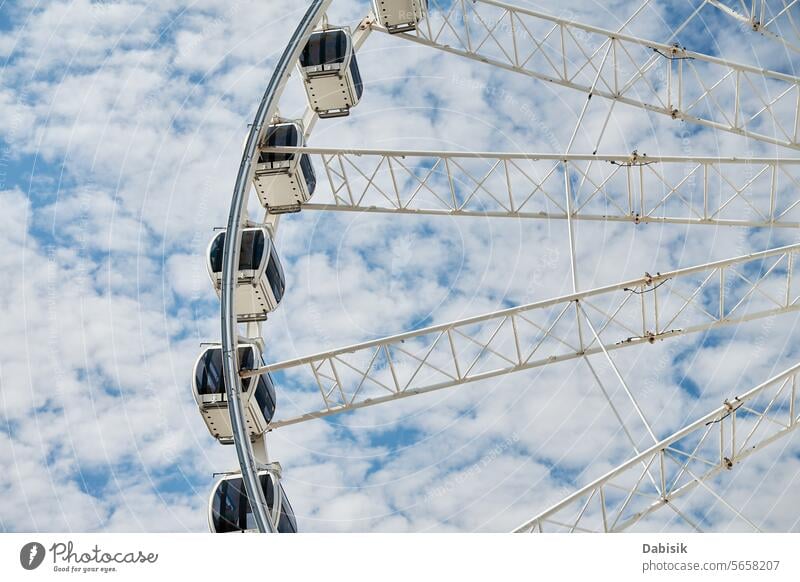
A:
207,227,286,323
254,121,317,214
192,344,277,444
373,0,428,33
299,28,363,118
209,470,298,533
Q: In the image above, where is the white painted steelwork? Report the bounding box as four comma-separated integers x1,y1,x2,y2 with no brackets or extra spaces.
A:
276,147,800,228
203,1,800,535
374,0,800,149
246,243,800,429
514,361,800,532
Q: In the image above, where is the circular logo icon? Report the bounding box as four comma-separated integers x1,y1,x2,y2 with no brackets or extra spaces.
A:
19,542,46,570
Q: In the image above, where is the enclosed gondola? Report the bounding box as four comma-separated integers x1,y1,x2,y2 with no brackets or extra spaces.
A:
209,470,298,533
254,121,317,213
373,0,428,33
207,227,286,322
192,343,277,444
298,28,363,118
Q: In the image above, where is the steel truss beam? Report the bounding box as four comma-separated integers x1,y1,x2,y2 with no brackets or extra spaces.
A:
373,0,800,149
279,147,800,228
706,0,800,53
246,243,800,428
514,360,800,532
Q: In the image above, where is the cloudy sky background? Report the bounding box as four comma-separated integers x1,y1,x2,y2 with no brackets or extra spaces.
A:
2,0,800,532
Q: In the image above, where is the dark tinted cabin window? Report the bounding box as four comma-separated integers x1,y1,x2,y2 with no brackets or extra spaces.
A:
265,244,286,303
196,347,254,395
300,154,317,194
239,230,265,271
240,347,254,372
212,476,267,533
195,349,224,395
261,473,279,530
209,233,225,273
254,373,277,423
277,483,298,533
300,30,347,67
239,348,255,394
212,474,294,533
211,478,244,533
208,231,266,273
259,124,300,163
350,58,363,99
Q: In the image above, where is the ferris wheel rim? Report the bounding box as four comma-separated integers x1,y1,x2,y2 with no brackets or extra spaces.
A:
208,0,800,534
218,0,333,534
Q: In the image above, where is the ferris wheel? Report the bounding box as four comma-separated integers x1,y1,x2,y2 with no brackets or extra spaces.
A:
191,0,800,533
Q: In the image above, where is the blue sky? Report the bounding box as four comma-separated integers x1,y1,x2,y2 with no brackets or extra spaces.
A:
2,0,800,533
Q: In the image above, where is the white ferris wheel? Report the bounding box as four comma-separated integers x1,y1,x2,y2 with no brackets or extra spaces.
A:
191,0,800,533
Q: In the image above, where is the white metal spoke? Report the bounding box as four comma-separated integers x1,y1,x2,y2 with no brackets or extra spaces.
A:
706,0,800,52
246,243,800,428
667,453,763,531
666,500,706,532
372,0,800,149
582,356,663,495
275,147,800,228
579,303,658,443
513,361,800,532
